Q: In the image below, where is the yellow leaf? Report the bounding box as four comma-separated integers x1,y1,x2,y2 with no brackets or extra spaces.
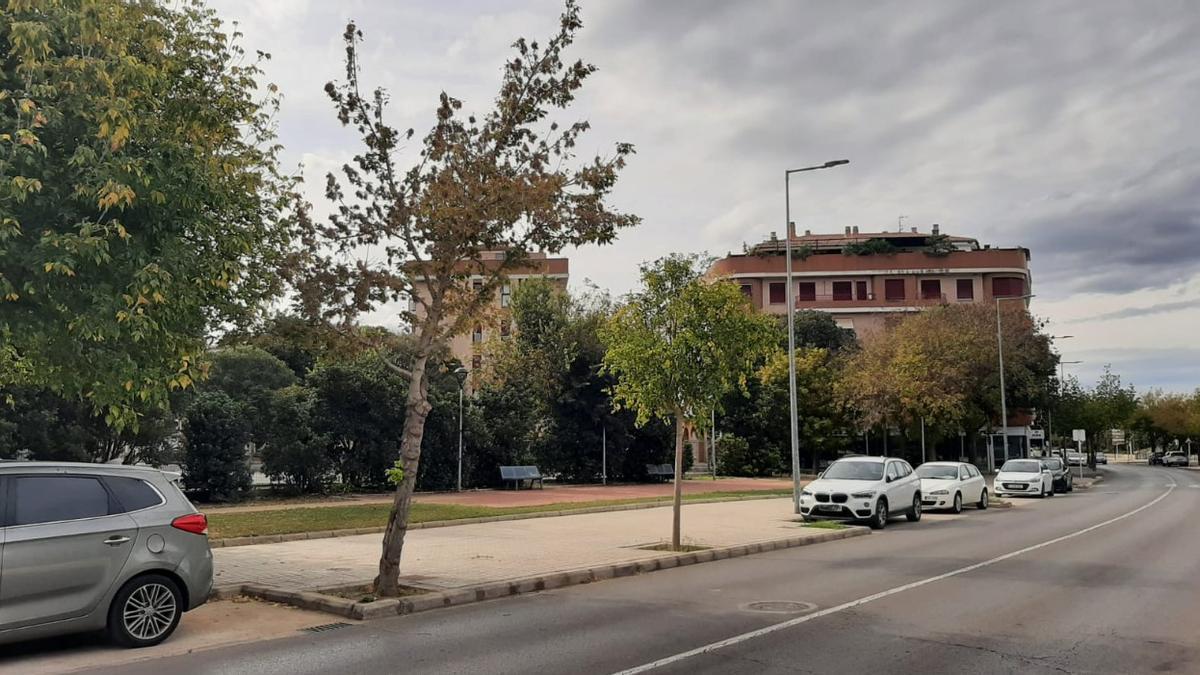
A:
43,262,53,272
123,380,134,391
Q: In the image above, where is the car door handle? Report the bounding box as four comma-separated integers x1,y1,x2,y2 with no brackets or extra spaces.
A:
104,536,131,546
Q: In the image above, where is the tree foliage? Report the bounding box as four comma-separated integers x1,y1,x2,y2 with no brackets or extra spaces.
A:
181,392,252,502
0,0,296,428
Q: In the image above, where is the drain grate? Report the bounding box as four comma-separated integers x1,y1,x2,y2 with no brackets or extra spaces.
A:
301,622,353,633
743,601,817,614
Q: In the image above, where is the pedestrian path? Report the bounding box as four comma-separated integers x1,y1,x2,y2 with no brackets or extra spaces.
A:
214,497,821,591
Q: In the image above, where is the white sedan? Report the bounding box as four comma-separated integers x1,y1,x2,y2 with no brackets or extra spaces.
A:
994,459,1055,498
916,462,989,513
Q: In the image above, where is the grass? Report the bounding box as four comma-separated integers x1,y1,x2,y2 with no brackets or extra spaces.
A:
800,520,848,530
207,489,792,540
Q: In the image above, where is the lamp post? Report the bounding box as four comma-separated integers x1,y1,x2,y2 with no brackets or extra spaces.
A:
995,293,1035,471
1047,335,1075,453
785,159,849,514
453,366,468,491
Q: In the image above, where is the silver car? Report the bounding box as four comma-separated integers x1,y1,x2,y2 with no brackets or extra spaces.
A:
0,462,212,647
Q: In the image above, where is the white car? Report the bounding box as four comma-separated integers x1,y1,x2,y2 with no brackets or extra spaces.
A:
800,456,922,530
1066,451,1086,466
916,461,989,513
994,458,1054,498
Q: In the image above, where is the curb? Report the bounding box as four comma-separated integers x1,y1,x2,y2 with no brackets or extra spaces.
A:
213,526,869,620
209,493,790,548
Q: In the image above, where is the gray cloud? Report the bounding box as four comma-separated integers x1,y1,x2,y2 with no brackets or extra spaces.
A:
1066,298,1200,323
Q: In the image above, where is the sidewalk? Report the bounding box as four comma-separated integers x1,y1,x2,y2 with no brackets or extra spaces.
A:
213,497,823,591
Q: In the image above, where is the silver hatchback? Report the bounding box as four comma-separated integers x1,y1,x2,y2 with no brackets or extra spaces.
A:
0,462,213,647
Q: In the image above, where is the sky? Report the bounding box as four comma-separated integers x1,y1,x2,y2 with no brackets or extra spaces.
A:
206,0,1200,393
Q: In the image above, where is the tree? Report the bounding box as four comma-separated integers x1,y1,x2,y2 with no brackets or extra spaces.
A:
1,0,295,429
181,392,252,502
787,310,857,353
293,1,638,596
202,346,297,443
260,385,330,493
602,255,778,549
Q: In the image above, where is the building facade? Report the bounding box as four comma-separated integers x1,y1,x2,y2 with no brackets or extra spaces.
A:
709,224,1031,335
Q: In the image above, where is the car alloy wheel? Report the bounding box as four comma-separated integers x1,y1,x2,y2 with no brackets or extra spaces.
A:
977,489,989,510
906,495,922,522
870,500,888,530
952,492,963,514
108,574,183,648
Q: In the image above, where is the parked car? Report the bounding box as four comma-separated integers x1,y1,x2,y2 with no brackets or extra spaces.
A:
916,461,989,512
993,459,1055,498
1095,451,1108,465
1149,451,1165,465
1162,452,1189,467
1042,457,1073,493
800,456,922,530
1066,451,1087,466
0,463,212,648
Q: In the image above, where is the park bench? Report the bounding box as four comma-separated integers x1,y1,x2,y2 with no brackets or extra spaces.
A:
500,465,544,490
645,463,675,481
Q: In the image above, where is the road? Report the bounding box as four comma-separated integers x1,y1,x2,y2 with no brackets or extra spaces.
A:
94,465,1200,674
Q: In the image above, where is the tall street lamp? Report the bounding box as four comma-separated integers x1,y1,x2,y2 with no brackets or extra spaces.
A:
1046,335,1075,452
453,366,469,491
785,159,849,514
995,293,1034,471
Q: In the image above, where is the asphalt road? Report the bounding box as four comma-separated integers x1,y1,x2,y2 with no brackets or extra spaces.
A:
95,465,1200,675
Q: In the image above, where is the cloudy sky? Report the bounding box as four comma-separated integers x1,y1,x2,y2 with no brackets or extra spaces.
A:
207,0,1200,393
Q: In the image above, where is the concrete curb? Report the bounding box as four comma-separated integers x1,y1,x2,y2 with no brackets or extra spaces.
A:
214,526,869,620
208,493,790,548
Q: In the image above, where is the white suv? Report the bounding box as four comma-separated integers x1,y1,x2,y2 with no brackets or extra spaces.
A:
800,456,923,529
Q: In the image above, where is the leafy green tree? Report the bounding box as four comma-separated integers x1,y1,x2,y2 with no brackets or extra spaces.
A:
293,1,638,596
222,315,342,379
181,392,252,502
260,385,329,493
787,310,857,353
1,0,296,429
602,255,778,549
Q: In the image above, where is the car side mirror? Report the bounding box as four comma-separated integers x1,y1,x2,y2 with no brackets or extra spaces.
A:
885,475,894,483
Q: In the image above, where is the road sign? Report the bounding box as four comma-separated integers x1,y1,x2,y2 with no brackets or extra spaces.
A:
1111,429,1125,443
1030,429,1045,441
1072,429,1086,442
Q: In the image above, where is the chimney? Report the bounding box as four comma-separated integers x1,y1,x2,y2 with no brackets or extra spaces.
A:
788,221,797,239
804,229,811,236
932,223,940,235
769,231,777,241
844,226,851,235
852,226,859,234
911,226,918,233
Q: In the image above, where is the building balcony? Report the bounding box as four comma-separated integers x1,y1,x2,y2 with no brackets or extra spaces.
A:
785,293,953,310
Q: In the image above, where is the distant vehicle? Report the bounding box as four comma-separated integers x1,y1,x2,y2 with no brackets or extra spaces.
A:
1149,451,1165,465
916,461,988,512
1066,451,1087,466
993,459,1054,498
800,456,922,530
1095,451,1108,465
1042,457,1073,493
0,463,212,648
1162,452,1189,468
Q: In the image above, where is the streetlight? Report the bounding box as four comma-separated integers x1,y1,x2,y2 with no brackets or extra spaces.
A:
994,293,1034,471
785,159,849,514
453,366,469,491
1045,335,1075,453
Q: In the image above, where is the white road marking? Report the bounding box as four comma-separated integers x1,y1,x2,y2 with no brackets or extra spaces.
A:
611,475,1178,675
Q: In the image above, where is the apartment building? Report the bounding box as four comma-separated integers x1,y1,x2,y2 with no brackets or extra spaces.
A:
407,250,569,381
709,224,1031,334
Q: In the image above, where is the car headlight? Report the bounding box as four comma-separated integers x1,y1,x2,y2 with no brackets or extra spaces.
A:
801,489,813,496
851,491,876,499
930,489,949,495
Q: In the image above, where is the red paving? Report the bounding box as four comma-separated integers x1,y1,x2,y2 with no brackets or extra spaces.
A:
413,477,794,508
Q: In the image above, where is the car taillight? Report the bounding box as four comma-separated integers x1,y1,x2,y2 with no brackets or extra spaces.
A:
172,513,208,536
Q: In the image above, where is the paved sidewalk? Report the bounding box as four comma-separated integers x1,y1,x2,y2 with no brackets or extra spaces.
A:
206,477,794,514
214,497,825,591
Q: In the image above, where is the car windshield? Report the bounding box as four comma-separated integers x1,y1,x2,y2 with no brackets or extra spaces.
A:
916,465,958,480
1044,459,1062,470
1001,460,1042,473
822,461,884,481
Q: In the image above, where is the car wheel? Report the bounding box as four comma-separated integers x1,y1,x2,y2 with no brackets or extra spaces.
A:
906,495,922,522
1067,480,1074,493
977,489,989,510
870,499,888,530
952,492,963,514
107,574,183,648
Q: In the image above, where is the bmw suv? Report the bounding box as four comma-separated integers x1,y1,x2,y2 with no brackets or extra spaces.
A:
800,456,922,529
0,463,212,647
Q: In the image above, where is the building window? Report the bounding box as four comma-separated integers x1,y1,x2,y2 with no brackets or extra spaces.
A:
920,279,941,300
992,277,1025,298
855,280,869,300
797,282,816,302
884,279,905,301
500,320,511,339
471,355,482,370
500,283,512,307
832,281,853,301
739,284,753,298
768,282,785,304
472,325,483,343
472,279,483,293
956,278,974,300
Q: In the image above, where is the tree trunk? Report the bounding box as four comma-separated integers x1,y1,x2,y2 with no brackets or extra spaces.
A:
672,412,684,551
374,349,433,597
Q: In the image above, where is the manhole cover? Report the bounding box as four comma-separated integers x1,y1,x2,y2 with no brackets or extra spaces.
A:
743,601,817,614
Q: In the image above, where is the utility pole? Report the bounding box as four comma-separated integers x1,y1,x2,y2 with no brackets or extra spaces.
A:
995,293,1035,471
921,417,926,464
602,425,607,486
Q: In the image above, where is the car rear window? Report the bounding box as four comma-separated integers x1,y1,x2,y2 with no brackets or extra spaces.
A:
105,476,164,512
10,476,114,526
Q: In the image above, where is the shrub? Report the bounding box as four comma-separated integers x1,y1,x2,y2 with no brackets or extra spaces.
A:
260,386,331,493
182,392,252,502
714,434,784,477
